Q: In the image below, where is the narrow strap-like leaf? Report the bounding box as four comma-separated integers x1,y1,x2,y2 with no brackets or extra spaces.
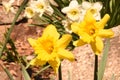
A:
0,0,28,57
21,64,31,80
0,64,14,80
98,39,110,80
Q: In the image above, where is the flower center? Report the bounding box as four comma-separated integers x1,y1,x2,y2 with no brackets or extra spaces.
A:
43,40,54,54
89,28,95,35
36,3,44,9
85,25,96,36
70,9,78,15
89,8,96,14
26,7,34,15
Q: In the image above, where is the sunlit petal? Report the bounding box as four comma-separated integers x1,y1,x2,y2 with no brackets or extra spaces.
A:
56,34,72,49
48,58,60,73
99,14,110,29
71,22,81,34
98,29,114,38
57,49,75,61
30,58,46,66
84,10,96,23
95,37,103,53
73,39,86,46
80,33,92,43
28,38,37,48
90,37,103,55
42,25,60,41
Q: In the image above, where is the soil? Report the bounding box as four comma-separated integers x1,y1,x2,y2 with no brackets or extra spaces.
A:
0,0,120,80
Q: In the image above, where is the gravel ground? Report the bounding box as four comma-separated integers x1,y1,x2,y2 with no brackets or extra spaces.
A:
61,35,120,80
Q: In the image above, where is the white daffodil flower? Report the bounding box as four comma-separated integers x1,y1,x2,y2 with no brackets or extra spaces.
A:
24,7,35,18
30,0,54,17
2,0,15,13
62,19,73,33
61,0,82,21
81,1,103,20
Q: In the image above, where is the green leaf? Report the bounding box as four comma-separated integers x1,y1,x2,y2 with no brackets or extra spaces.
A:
0,64,14,80
52,5,65,20
77,0,82,4
62,0,70,6
21,64,31,80
0,0,28,58
54,0,64,8
98,39,110,80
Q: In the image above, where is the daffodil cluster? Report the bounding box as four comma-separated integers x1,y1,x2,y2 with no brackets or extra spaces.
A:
61,0,102,33
27,0,114,73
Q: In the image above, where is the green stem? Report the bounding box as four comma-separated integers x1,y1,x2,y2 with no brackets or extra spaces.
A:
0,0,28,58
58,63,62,80
94,55,98,80
34,65,51,77
0,64,14,80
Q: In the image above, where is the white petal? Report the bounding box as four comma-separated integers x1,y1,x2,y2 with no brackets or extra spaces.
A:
82,1,92,9
61,7,70,13
69,0,79,7
9,0,15,4
93,2,103,11
93,13,101,20
45,6,54,15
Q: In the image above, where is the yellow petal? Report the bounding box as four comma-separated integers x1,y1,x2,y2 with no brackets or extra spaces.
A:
42,25,60,41
73,39,86,46
84,10,96,23
28,38,37,48
95,37,103,53
80,33,92,43
71,22,81,34
37,52,50,61
48,57,60,73
30,58,46,66
28,38,44,54
98,29,114,38
90,37,103,55
56,34,72,49
57,49,75,61
99,14,110,29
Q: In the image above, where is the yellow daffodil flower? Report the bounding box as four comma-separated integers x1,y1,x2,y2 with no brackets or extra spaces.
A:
71,10,114,55
28,25,74,73
81,1,103,20
61,0,82,21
